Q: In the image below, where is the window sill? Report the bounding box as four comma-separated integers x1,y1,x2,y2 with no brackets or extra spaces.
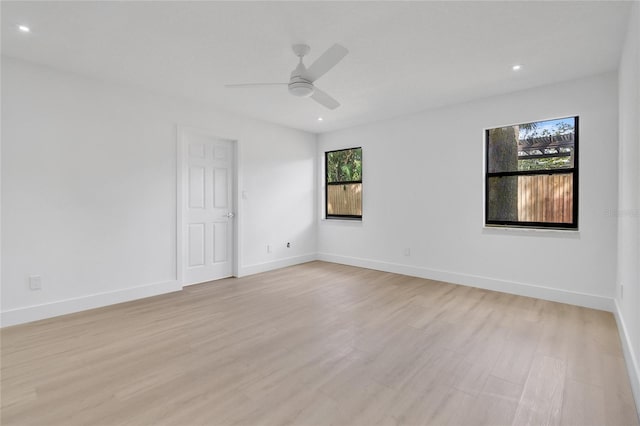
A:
482,225,580,238
321,217,364,225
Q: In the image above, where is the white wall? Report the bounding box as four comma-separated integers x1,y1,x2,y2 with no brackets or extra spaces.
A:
1,57,317,326
616,1,640,412
318,72,619,311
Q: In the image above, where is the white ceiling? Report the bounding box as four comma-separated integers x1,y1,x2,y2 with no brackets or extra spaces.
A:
1,1,632,133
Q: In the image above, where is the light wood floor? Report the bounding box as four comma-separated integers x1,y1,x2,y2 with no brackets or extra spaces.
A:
1,261,638,426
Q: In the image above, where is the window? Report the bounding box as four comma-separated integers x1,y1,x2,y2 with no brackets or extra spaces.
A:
325,147,362,219
485,116,578,229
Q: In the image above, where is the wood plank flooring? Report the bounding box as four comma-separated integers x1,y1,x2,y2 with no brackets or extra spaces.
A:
1,261,638,425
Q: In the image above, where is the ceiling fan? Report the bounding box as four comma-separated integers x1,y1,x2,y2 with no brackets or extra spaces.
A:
225,43,349,110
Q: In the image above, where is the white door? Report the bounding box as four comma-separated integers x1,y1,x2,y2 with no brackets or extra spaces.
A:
181,130,234,286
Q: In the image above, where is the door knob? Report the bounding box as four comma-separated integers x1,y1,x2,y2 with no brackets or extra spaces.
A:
225,212,235,218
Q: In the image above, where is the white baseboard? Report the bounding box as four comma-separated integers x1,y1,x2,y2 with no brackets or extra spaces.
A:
1,280,182,327
238,253,317,277
317,253,615,312
1,252,316,328
614,299,640,419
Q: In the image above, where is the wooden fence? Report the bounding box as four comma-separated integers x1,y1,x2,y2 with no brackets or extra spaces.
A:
327,183,362,216
327,176,571,222
518,174,573,223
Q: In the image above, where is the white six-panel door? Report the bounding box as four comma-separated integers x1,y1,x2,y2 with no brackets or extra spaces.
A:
181,130,234,286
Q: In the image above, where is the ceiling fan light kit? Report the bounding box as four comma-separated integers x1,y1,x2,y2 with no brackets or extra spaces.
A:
288,80,315,97
225,43,348,110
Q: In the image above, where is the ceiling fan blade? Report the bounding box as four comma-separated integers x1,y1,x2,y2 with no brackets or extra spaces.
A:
311,87,340,110
302,44,349,83
225,83,287,88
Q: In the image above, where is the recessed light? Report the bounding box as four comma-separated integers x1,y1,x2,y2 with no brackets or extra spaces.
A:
317,117,323,121
18,25,31,33
512,64,522,71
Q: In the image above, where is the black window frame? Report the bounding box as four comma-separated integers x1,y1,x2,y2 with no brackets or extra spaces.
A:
325,147,362,220
485,116,579,230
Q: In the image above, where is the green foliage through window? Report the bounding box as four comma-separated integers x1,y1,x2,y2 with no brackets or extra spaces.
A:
327,148,362,183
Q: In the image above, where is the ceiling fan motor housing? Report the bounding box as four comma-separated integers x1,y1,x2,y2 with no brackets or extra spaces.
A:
288,78,314,97
288,60,314,97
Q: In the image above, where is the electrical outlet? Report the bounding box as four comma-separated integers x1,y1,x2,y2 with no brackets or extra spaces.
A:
29,275,42,291
404,248,411,256
267,244,272,253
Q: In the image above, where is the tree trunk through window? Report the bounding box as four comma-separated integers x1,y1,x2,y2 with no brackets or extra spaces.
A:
488,126,518,221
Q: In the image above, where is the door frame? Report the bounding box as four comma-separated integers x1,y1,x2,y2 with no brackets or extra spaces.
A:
176,125,240,286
